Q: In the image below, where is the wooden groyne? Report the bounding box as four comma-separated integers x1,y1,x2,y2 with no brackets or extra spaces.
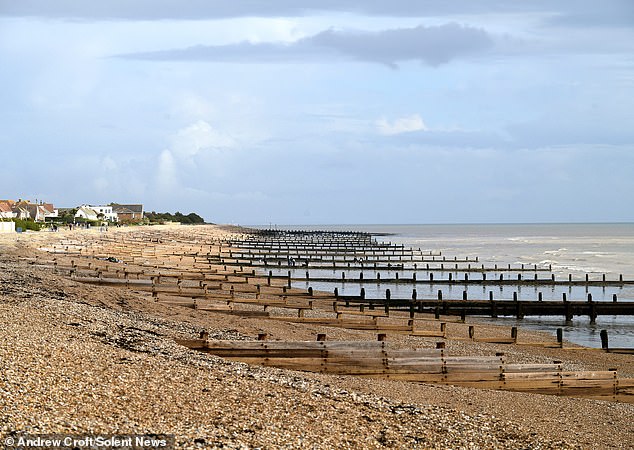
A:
176,337,634,403
31,226,634,403
252,271,631,287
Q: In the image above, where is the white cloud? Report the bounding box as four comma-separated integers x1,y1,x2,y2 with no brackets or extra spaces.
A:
376,114,428,135
170,120,236,161
156,148,178,192
154,120,238,194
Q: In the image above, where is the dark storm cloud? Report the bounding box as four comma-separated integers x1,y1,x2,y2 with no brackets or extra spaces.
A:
118,23,493,67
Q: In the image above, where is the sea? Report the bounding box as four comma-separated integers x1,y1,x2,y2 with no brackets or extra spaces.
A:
256,223,634,349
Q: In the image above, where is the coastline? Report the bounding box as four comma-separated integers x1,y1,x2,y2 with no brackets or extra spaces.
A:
1,225,633,448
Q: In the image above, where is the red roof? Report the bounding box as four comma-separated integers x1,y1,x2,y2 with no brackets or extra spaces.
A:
41,203,55,214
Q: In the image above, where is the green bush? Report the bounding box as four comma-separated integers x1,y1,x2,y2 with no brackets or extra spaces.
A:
144,211,206,224
4,218,44,231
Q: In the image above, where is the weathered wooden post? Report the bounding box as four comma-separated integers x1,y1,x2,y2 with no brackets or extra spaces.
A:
489,291,494,301
308,286,313,296
587,293,593,302
317,333,326,341
562,292,567,302
341,271,345,282
436,341,445,349
448,273,453,282
511,326,518,343
468,326,475,340
437,290,442,300
413,272,416,281
464,273,469,282
569,274,572,282
538,292,543,301
257,333,268,341
499,274,504,281
460,310,466,322
429,273,434,282
564,302,573,323
613,294,618,302
590,302,597,324
440,322,447,337
557,328,563,347
334,287,339,299
600,330,609,350
462,290,467,300
305,271,309,280
517,273,522,281
513,291,518,301
377,333,386,342
482,273,486,281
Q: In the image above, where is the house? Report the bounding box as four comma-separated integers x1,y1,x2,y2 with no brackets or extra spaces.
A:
111,204,144,222
19,201,56,222
12,205,30,220
13,201,41,221
4,200,58,222
75,205,99,221
40,203,58,219
2,200,27,219
89,205,118,222
0,201,15,219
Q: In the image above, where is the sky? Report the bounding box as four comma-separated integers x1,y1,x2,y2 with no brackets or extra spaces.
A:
1,1,633,225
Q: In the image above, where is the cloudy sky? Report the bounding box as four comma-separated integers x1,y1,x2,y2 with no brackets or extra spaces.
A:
1,1,633,224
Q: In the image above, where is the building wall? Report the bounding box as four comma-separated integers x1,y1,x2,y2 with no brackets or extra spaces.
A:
0,222,15,233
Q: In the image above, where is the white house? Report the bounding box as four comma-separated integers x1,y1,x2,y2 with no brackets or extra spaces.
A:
41,203,58,219
89,205,118,222
0,201,15,219
75,205,99,221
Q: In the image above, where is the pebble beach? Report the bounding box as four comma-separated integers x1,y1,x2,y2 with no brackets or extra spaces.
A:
1,225,633,449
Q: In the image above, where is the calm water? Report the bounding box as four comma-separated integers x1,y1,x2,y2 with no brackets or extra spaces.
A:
260,223,634,348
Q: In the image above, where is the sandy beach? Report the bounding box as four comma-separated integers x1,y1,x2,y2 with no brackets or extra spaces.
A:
1,225,633,449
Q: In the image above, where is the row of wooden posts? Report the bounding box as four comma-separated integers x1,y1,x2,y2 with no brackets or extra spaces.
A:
38,228,634,402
